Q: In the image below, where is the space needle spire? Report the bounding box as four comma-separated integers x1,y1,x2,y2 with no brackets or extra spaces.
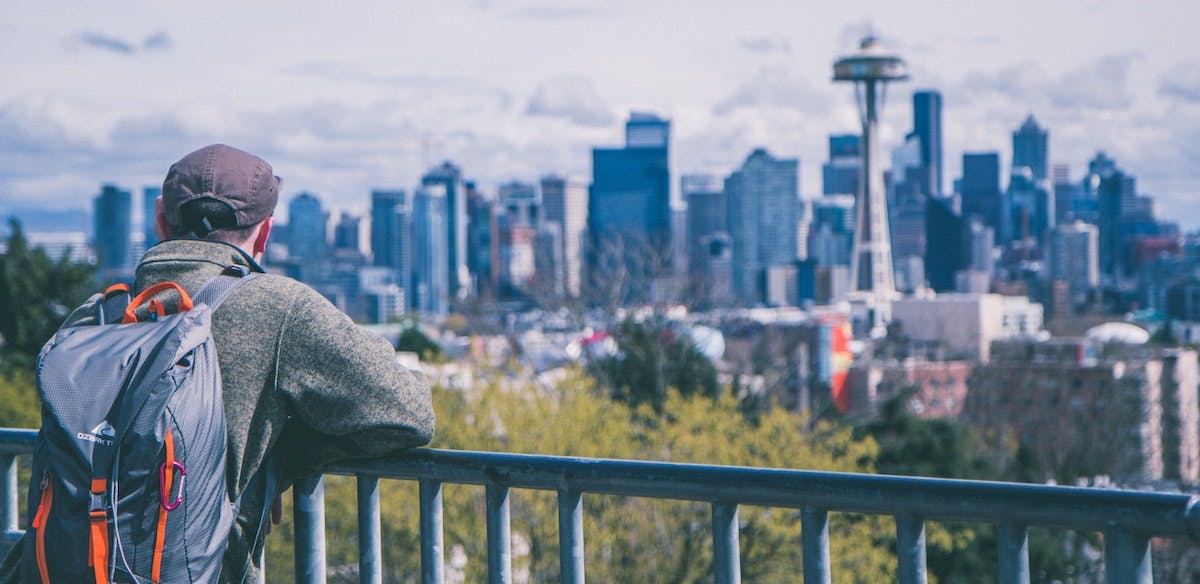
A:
834,36,909,334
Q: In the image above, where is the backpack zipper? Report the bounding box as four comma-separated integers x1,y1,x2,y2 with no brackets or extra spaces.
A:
32,471,52,584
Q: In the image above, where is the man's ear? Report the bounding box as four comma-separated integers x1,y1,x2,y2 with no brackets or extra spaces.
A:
253,216,273,256
154,196,170,240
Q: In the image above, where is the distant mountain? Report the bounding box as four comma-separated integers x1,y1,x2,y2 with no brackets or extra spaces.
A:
0,207,90,236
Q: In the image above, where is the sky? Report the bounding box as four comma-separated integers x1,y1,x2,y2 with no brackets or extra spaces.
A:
1,0,1198,228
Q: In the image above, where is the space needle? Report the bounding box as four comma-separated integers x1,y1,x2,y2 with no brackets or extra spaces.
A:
834,36,909,335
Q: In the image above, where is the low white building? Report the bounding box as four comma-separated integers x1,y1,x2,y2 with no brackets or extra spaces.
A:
891,292,1044,362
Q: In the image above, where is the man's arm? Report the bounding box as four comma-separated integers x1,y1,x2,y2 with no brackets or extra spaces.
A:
274,290,435,467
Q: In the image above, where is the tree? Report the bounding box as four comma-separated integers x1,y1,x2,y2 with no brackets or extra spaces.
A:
394,321,442,361
0,219,95,369
589,317,719,412
265,371,907,583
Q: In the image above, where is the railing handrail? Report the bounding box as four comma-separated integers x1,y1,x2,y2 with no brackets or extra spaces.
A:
1,427,1197,539
0,426,1191,583
327,448,1200,540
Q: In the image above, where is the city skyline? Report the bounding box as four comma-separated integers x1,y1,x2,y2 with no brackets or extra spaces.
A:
2,1,1198,226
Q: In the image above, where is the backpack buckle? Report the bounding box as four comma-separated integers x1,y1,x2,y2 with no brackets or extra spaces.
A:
88,492,106,515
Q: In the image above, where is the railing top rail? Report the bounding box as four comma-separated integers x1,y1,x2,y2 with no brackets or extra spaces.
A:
2,427,1196,540
329,449,1200,540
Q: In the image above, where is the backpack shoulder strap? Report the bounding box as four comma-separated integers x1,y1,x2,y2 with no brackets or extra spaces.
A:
193,265,262,312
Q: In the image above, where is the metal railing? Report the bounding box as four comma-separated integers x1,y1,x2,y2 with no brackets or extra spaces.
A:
3,427,1199,583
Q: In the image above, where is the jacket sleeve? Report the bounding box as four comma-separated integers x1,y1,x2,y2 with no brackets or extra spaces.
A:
273,289,435,468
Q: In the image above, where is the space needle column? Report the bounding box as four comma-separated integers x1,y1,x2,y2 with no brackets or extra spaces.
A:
834,36,909,335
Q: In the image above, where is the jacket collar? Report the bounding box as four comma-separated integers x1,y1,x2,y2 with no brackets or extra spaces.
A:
138,239,266,273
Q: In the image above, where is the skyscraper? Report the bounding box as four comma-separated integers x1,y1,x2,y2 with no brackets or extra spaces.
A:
924,196,966,292
822,134,860,196
465,183,496,298
912,90,943,196
1006,167,1054,242
961,152,1003,233
498,181,540,293
682,174,728,305
371,190,411,293
1051,220,1100,306
93,184,132,282
421,162,468,300
588,112,672,304
725,148,800,305
1098,167,1138,278
540,175,589,297
143,186,161,249
589,112,671,244
287,192,329,283
1012,114,1049,182
333,212,360,251
411,185,449,315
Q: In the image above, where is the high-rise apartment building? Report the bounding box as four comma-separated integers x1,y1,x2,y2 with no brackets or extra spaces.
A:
371,190,411,295
912,90,943,196
1012,114,1049,182
411,185,449,315
924,196,966,292
589,112,671,245
465,183,496,297
421,162,468,300
287,192,329,284
960,152,1003,233
725,148,800,305
822,134,860,196
682,174,728,305
588,112,672,304
540,175,588,297
143,186,161,249
1050,220,1100,307
93,184,133,282
333,212,360,251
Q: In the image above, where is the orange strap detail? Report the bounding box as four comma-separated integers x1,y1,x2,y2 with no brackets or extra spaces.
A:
88,478,109,584
122,282,194,324
103,283,130,297
33,478,52,584
152,430,175,582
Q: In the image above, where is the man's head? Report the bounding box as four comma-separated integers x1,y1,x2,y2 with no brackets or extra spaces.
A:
157,144,280,260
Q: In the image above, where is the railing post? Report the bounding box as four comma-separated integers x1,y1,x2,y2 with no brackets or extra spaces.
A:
1105,526,1152,584
357,475,382,584
802,506,830,584
998,522,1030,584
294,475,327,584
420,479,445,584
712,503,741,584
1,455,16,535
486,483,511,584
557,489,584,584
896,514,927,584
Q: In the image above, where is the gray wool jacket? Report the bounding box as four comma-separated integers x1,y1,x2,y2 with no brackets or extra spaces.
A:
0,239,435,583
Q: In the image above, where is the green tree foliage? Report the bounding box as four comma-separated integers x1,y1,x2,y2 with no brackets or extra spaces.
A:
266,371,909,583
394,322,442,361
590,318,719,412
855,390,1098,583
0,369,39,429
0,219,95,369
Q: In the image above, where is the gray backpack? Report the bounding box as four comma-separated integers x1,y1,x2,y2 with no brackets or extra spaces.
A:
23,266,262,583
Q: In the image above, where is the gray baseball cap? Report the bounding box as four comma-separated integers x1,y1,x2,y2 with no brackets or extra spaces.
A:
161,144,280,229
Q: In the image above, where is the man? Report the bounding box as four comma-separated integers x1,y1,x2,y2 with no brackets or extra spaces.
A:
1,144,435,582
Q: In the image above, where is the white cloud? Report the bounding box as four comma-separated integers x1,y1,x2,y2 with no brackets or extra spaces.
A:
738,36,790,54
1159,63,1200,103
525,77,614,127
714,66,834,116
